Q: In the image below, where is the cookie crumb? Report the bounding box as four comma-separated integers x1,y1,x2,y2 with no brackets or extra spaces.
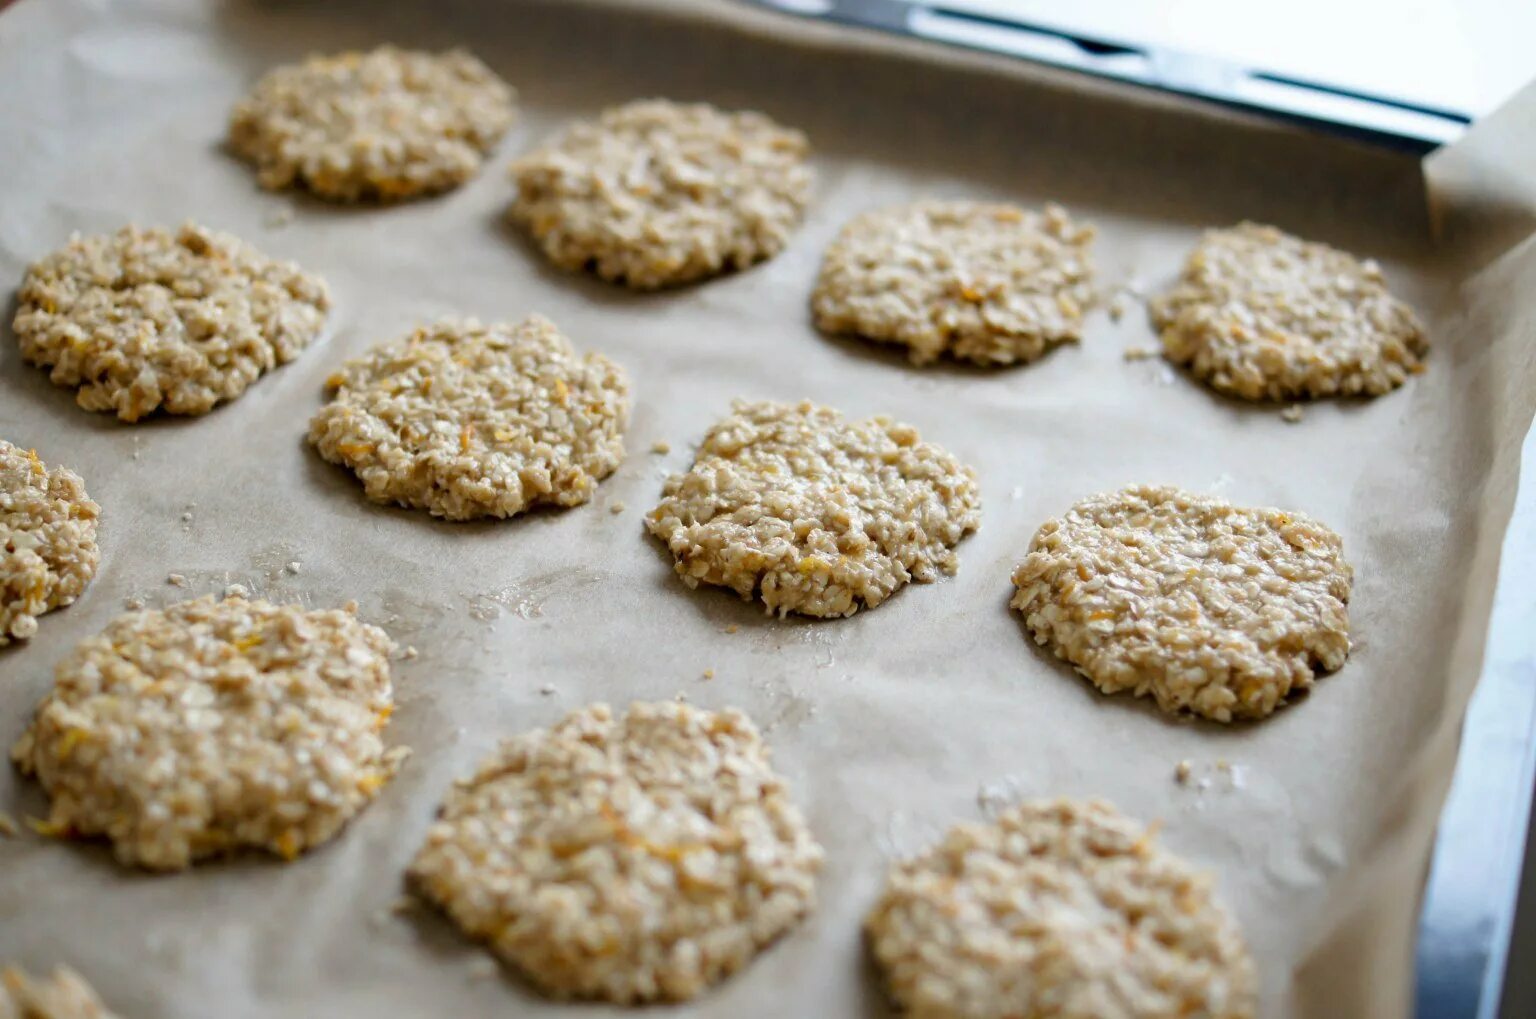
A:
265,208,295,228
1281,404,1304,423
1174,760,1193,785
286,561,302,574
167,573,187,587
123,597,145,611
539,683,556,696
609,501,626,515
180,511,193,523
725,624,739,634
223,583,250,599
1108,294,1128,322
650,440,671,455
702,669,715,680
402,645,419,660
1122,345,1155,361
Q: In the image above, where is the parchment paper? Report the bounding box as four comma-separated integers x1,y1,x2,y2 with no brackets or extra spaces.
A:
1,2,1534,1017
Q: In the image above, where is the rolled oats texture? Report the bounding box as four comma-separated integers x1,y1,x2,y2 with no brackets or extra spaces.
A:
646,399,981,618
1010,485,1352,723
1151,222,1428,400
509,99,812,289
11,596,405,871
229,46,516,201
309,315,630,521
408,701,823,1003
866,799,1256,1019
0,442,99,646
13,222,329,422
813,200,1096,366
0,965,121,1019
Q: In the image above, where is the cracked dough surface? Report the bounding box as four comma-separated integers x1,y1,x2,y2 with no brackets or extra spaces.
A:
509,99,812,289
1151,222,1428,400
14,222,330,422
1010,485,1352,722
646,399,981,618
0,441,99,646
408,701,823,1003
229,45,516,201
812,200,1096,366
866,799,1256,1019
309,315,629,521
11,596,404,871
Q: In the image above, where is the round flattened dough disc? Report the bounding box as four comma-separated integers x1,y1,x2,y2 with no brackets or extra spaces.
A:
0,441,99,645
645,398,981,618
812,200,1096,366
1010,484,1352,722
509,99,812,289
11,596,403,870
308,315,630,521
14,223,329,422
866,798,1257,1019
1151,222,1428,400
408,701,823,1003
229,46,516,201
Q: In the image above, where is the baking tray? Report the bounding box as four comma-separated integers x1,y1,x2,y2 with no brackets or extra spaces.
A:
735,9,1536,1019
1,1,1534,1017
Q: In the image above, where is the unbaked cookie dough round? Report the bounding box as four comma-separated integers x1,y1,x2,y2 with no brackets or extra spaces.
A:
509,99,812,289
0,964,121,1019
408,701,823,1003
14,222,330,422
646,399,981,618
229,46,516,201
10,595,405,871
1010,485,1352,722
813,200,1096,366
1,441,99,646
867,798,1256,1019
1151,222,1427,400
309,315,629,521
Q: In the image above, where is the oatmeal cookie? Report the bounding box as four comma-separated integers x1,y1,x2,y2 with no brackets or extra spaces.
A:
0,965,121,1019
409,701,822,1003
11,596,405,870
309,315,629,521
0,442,99,646
1151,223,1427,400
867,799,1256,1019
229,46,515,201
14,223,329,421
509,99,811,288
1010,485,1352,722
646,399,980,618
813,201,1095,365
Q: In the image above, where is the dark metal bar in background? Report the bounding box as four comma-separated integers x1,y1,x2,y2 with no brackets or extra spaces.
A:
746,0,1470,150
743,5,1519,1019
